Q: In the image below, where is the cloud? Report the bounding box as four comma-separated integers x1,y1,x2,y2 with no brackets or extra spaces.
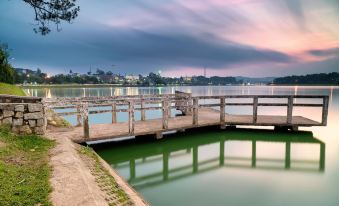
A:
308,47,339,58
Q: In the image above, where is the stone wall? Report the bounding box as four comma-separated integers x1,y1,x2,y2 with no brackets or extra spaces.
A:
0,95,46,135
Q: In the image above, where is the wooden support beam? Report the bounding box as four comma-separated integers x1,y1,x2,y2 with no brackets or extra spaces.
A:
162,100,168,129
128,101,135,135
253,97,258,124
82,103,89,139
141,100,146,121
76,105,82,126
287,96,293,124
111,102,117,124
193,97,199,125
322,96,329,126
220,97,226,129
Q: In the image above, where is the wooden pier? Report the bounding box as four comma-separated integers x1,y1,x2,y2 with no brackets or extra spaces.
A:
44,91,329,143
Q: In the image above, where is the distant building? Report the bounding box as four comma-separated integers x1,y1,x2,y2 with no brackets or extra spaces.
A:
125,74,139,82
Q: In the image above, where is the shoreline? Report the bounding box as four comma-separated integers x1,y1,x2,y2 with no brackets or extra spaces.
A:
20,84,339,89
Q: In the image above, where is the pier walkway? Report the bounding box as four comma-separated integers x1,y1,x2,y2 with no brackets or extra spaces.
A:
44,91,329,143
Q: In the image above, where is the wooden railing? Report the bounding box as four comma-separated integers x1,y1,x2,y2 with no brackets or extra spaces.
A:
44,92,329,139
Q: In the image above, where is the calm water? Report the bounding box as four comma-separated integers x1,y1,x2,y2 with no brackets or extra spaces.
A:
26,86,339,206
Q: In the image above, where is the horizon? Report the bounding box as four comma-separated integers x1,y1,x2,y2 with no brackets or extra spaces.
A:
1,0,339,77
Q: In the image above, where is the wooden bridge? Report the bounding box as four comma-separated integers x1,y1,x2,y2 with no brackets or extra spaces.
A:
44,91,329,143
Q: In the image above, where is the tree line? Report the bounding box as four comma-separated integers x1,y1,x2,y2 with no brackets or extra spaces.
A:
273,73,339,85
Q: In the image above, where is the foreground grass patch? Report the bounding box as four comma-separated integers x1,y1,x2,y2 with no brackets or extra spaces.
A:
0,125,55,206
0,83,26,96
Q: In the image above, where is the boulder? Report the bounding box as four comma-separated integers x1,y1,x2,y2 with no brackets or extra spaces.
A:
24,112,43,120
36,118,44,127
3,110,14,118
19,125,32,135
15,112,24,118
2,117,12,124
28,104,43,112
34,126,45,135
13,118,23,126
14,105,25,112
28,120,36,127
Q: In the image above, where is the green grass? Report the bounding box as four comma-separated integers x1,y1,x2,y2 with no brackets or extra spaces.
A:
0,83,26,96
0,125,55,206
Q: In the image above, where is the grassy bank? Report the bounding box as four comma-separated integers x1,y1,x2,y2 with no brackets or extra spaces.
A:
0,83,26,96
0,126,55,206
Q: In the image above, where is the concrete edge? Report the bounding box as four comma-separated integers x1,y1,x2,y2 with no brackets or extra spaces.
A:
95,152,150,206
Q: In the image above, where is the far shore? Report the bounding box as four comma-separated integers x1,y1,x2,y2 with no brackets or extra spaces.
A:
19,84,339,89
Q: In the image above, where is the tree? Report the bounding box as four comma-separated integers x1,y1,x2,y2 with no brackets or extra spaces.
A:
23,0,80,35
0,44,15,84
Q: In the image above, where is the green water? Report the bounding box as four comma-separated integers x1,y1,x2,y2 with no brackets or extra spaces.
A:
27,85,339,206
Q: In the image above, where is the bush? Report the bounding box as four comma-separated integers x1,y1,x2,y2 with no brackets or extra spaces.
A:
0,44,15,84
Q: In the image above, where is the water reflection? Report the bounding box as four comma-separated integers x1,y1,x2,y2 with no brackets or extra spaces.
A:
94,129,325,190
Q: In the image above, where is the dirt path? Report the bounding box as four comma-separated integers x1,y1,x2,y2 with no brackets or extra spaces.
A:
48,133,108,206
47,127,148,206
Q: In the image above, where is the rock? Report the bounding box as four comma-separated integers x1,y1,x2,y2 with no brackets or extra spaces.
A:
13,118,23,126
24,112,43,120
34,126,45,135
49,120,57,126
19,125,32,135
28,120,36,127
2,105,14,110
12,126,20,133
28,104,43,112
14,105,25,112
3,110,14,118
15,112,24,118
2,117,12,124
0,114,3,120
36,118,44,127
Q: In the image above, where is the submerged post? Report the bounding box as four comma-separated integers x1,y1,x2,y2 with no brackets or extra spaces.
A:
82,103,89,139
128,101,135,134
287,96,293,124
76,105,82,126
193,97,199,125
322,96,329,126
220,97,226,129
162,100,168,129
253,97,258,124
111,102,117,124
141,100,146,121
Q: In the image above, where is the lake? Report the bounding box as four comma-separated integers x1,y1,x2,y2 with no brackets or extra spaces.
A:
25,85,339,206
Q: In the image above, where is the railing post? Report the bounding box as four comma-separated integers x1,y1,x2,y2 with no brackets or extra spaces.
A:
162,100,168,129
220,97,226,129
111,102,117,124
322,96,329,126
193,97,199,125
76,105,82,126
141,100,146,121
253,97,258,124
82,103,89,139
287,96,293,124
128,101,135,134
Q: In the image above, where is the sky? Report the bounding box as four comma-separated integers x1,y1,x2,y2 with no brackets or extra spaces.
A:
0,0,339,77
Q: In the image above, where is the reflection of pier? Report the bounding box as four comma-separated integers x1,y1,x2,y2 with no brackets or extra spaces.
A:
102,130,325,190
